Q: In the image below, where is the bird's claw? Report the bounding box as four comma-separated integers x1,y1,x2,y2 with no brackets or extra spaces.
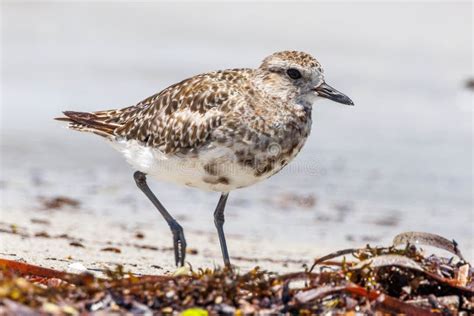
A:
170,222,187,266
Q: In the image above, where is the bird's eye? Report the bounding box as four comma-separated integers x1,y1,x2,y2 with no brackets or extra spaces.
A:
286,68,302,79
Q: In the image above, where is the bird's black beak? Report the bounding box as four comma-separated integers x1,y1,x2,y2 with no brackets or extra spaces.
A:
314,82,354,106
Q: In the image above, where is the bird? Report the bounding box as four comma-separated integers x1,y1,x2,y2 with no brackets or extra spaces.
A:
56,50,354,267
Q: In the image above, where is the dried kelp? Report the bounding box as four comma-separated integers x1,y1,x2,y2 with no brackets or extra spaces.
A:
393,231,465,261
0,232,472,315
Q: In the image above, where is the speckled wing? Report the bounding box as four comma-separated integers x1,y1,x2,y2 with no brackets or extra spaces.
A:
57,69,253,154
118,70,257,155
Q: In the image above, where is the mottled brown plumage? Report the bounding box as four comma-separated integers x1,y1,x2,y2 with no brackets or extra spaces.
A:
61,51,352,190
58,50,353,192
57,51,354,267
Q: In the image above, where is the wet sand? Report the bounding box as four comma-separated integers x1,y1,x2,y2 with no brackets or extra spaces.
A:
1,2,472,274
0,190,317,275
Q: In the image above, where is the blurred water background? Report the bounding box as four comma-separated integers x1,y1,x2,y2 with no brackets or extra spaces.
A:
1,2,473,261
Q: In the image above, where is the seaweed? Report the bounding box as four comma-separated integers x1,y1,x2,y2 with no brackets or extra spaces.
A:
0,232,472,315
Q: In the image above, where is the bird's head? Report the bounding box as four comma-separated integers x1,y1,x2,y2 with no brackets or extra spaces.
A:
255,51,354,107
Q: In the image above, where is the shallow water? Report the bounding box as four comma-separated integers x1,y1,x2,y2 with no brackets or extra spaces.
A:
1,2,473,262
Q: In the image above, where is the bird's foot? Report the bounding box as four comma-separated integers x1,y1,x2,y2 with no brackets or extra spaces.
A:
170,221,187,266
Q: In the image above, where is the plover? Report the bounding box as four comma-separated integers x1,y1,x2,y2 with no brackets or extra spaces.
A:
56,51,354,267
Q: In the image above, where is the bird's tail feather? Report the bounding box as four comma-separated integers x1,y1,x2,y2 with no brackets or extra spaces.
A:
55,110,120,138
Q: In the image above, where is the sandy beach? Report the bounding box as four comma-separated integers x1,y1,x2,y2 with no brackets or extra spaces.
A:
1,2,472,276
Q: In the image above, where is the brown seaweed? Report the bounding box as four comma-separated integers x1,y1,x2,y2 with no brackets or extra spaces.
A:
0,232,472,315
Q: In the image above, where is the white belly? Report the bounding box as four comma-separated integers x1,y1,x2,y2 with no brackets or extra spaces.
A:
110,139,271,192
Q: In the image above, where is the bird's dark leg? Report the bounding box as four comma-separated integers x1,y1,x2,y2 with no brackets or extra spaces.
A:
214,193,230,266
133,171,186,267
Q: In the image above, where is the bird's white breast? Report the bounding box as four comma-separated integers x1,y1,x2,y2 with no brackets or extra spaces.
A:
110,139,273,192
